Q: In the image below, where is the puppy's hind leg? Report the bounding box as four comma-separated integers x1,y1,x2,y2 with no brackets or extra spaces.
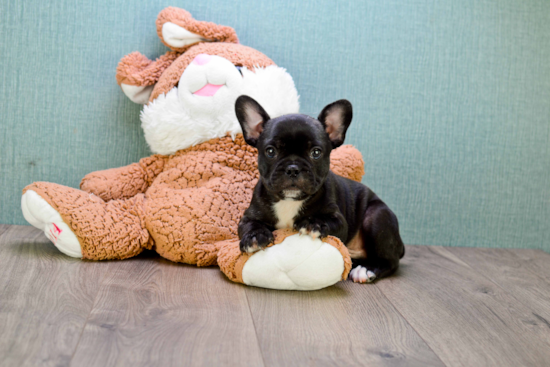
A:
350,200,404,283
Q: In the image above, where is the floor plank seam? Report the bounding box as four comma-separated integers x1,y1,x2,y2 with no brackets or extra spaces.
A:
243,288,268,367
373,281,448,367
68,262,114,366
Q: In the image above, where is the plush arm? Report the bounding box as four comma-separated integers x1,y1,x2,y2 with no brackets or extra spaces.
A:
116,51,179,88
116,51,180,104
330,145,365,182
80,154,168,202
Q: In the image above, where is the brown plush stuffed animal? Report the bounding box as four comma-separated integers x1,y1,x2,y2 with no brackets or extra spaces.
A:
21,7,364,275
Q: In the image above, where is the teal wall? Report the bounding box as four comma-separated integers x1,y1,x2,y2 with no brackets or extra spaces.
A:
1,0,549,251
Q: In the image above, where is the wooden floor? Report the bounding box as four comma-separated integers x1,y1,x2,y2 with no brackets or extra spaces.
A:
1,225,550,366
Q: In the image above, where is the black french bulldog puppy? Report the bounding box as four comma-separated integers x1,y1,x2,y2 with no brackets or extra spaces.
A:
235,95,405,283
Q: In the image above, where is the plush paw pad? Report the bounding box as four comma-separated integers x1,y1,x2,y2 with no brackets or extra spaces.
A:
349,266,376,283
21,190,82,258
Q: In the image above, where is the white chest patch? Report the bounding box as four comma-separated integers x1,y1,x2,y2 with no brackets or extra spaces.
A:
273,199,304,229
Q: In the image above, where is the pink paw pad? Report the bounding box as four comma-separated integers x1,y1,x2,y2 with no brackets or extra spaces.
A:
47,223,63,243
52,223,63,234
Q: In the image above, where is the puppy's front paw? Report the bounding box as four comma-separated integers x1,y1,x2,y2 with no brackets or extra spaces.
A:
240,228,274,253
294,217,329,240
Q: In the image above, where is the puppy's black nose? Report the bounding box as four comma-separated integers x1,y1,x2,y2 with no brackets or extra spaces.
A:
285,164,300,178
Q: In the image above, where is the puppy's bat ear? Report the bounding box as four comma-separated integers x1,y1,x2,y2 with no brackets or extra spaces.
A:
318,99,353,148
235,95,271,147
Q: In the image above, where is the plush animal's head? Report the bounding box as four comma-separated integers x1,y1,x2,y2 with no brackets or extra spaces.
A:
235,95,352,201
116,7,299,155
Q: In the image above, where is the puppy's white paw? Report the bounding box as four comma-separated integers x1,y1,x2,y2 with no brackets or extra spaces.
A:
349,266,377,283
298,228,321,240
244,238,261,253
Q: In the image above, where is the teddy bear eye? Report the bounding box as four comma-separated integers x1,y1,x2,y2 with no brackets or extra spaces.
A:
310,148,322,159
265,146,277,158
235,66,243,76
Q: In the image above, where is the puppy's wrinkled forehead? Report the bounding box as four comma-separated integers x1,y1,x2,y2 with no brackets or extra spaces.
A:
262,114,327,150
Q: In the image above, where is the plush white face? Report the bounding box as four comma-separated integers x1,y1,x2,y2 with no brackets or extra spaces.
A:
140,54,300,155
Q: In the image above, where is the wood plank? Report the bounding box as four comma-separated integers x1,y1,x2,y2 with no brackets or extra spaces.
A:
507,248,550,286
70,255,264,367
0,225,111,367
447,247,550,321
375,245,550,367
0,224,10,238
245,279,445,366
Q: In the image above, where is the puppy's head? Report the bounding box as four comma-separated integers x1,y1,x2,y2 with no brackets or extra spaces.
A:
236,95,352,201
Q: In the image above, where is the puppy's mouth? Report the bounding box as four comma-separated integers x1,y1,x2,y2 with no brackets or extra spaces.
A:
193,83,224,97
281,189,302,199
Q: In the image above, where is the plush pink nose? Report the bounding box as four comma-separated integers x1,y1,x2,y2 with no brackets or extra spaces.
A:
193,54,212,66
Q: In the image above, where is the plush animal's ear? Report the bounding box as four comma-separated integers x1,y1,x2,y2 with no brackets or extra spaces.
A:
116,51,179,104
120,84,155,104
235,95,271,147
318,100,353,148
156,7,239,52
161,22,208,50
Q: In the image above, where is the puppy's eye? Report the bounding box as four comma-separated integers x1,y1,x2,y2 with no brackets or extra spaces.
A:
235,66,243,76
310,148,322,160
265,146,277,158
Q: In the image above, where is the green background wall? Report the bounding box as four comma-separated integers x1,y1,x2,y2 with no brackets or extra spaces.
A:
1,0,549,250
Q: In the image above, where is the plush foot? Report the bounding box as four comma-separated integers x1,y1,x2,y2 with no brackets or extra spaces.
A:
349,265,376,283
241,233,346,291
21,190,82,258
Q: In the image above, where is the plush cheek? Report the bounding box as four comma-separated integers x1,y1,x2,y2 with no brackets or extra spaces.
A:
180,66,208,95
209,64,242,89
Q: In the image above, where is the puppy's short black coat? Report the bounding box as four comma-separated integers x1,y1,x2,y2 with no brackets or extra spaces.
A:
235,96,404,283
